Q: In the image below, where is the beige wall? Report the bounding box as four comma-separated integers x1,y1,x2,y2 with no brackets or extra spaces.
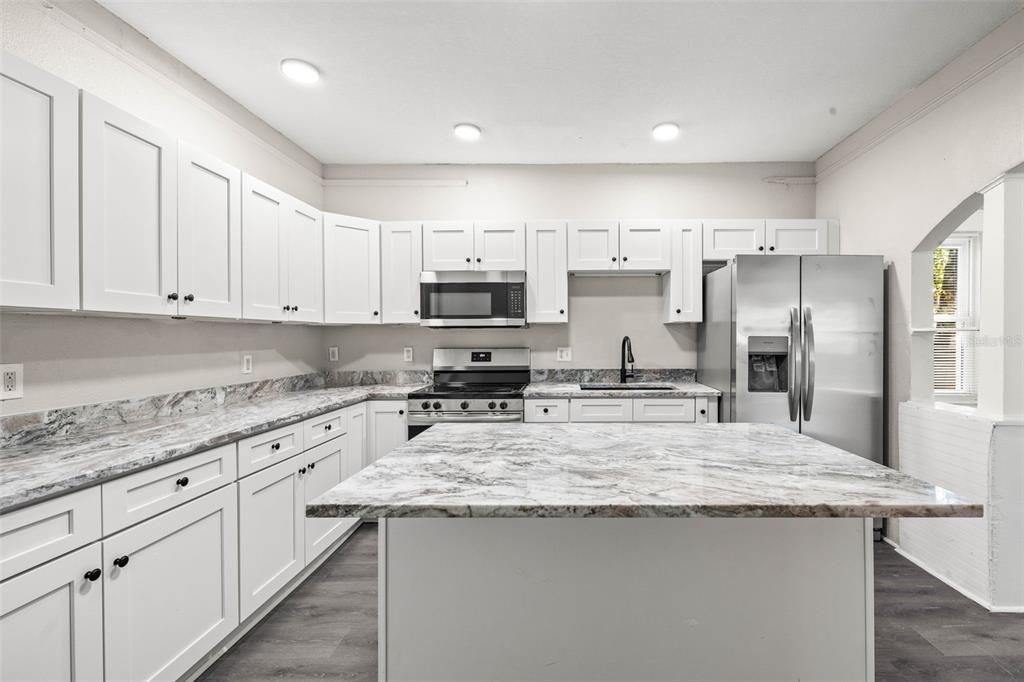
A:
323,162,816,370
814,12,1024,473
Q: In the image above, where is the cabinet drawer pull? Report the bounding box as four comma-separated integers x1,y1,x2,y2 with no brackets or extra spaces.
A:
84,568,102,582
270,442,281,451
398,409,405,415
175,476,190,488
324,423,332,431
113,555,130,568
542,408,549,414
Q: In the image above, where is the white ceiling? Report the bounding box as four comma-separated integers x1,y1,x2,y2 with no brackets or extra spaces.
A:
99,0,1021,165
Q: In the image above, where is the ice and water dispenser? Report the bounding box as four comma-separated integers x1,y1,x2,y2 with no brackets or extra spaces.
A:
747,336,790,392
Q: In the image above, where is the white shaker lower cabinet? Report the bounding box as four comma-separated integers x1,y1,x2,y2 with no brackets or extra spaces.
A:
238,456,304,620
103,485,238,682
525,221,568,323
348,402,368,467
0,544,104,682
695,397,718,424
324,214,381,324
569,398,633,422
367,401,408,464
0,53,80,311
525,399,569,423
303,436,359,561
633,398,697,422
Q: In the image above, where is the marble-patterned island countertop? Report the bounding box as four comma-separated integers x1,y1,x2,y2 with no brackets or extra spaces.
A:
523,381,720,399
308,422,981,519
0,384,424,513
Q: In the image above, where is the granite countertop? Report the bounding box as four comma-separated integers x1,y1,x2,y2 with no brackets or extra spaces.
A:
307,422,981,519
0,385,424,513
523,381,720,399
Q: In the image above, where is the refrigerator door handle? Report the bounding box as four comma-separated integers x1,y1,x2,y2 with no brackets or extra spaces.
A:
787,306,799,422
802,306,816,421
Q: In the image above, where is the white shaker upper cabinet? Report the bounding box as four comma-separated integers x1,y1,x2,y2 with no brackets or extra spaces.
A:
324,213,381,324
765,219,830,255
702,219,766,260
241,174,288,321
0,53,79,311
422,221,474,271
177,144,241,319
525,221,568,323
663,220,703,323
619,220,672,271
381,221,422,324
81,94,178,315
285,198,323,323
567,220,619,271
474,222,526,271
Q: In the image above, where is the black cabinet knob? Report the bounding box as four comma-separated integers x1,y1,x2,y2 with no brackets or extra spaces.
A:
398,409,405,415
460,401,469,410
167,292,179,301
676,308,682,314
293,305,300,311
183,294,195,302
176,476,189,487
559,309,565,314
499,401,508,410
308,461,316,470
432,401,442,410
758,246,765,252
476,257,481,263
466,257,471,263
271,442,281,451
700,409,707,415
488,401,497,409
299,466,307,475
769,246,775,252
84,568,102,582
611,257,617,262
542,407,549,414
373,311,379,316
325,423,332,431
421,401,431,409
622,256,628,262
414,310,419,316
283,305,289,311
113,555,130,568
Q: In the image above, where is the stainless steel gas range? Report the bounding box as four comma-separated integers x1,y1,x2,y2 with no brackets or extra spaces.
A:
406,348,530,439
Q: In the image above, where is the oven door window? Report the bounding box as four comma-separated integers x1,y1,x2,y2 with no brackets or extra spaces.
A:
421,283,510,320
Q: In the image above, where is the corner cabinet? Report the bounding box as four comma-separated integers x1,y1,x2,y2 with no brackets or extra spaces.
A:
81,93,179,315
526,221,568,323
0,53,80,311
380,222,421,324
324,214,381,324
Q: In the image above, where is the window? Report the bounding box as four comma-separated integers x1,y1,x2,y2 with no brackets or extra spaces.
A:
932,234,979,403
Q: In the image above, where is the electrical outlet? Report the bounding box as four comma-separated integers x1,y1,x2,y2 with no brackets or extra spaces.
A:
241,354,253,375
328,346,339,362
403,347,414,362
556,347,572,362
0,364,24,400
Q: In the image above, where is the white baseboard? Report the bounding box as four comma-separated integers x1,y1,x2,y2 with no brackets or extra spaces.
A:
886,539,994,611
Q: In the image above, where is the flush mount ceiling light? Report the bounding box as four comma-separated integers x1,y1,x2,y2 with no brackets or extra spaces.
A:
651,122,680,142
280,59,320,85
453,123,482,142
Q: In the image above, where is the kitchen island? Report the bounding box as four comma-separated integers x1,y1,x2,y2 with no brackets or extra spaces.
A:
308,422,980,682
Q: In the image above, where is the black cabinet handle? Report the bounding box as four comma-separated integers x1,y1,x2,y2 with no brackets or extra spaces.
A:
414,310,419,316
325,423,332,431
84,568,102,582
283,305,289,311
559,309,565,314
758,246,765,252
466,257,471,263
542,408,549,414
308,461,316,470
113,555,130,568
183,294,195,302
700,409,707,415
622,256,628,262
167,292,179,301
373,311,379,316
176,476,189,487
676,308,682,314
299,466,307,475
476,257,481,263
611,257,617,262
271,442,281,451
290,305,298,311
398,409,405,415
769,246,775,252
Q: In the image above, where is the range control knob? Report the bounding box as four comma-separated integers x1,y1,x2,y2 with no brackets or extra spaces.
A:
499,401,508,410
488,401,497,409
432,401,442,410
421,401,430,410
460,401,469,410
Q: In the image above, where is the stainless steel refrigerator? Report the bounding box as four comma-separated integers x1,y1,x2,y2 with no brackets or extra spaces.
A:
698,255,884,466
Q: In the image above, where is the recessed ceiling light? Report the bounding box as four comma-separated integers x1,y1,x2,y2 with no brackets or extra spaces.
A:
651,122,680,142
280,59,320,85
453,123,482,142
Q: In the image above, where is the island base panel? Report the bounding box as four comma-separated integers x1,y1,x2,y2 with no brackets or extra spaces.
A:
379,517,873,681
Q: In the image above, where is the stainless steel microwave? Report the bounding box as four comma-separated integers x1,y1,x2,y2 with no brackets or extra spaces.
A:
419,271,526,327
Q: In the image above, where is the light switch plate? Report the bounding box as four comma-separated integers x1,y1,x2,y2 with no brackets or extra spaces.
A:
0,364,23,400
328,346,339,362
241,354,253,374
556,347,572,362
403,347,414,362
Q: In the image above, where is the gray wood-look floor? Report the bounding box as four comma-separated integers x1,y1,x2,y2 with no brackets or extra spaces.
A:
200,525,1024,681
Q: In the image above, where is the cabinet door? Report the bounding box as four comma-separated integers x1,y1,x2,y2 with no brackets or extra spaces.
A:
304,438,358,562
238,456,304,619
349,402,368,468
525,221,568,323
619,220,671,271
422,221,474,271
367,401,408,464
0,544,104,682
324,213,381,324
567,221,619,271
695,397,718,424
103,485,238,682
663,220,703,323
286,198,323,322
475,221,526,270
0,54,79,310
524,399,569,423
702,219,765,259
381,221,422,324
177,144,241,318
765,219,829,255
81,93,178,315
241,174,288,321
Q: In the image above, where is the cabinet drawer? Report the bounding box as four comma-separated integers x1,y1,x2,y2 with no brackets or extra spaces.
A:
525,399,569,423
633,398,696,422
0,487,102,581
304,408,348,450
101,443,237,534
238,423,304,477
569,398,633,422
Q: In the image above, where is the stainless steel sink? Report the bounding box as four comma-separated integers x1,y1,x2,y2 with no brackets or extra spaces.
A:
579,383,677,391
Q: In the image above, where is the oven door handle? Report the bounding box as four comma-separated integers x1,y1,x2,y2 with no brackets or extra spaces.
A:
406,413,523,425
